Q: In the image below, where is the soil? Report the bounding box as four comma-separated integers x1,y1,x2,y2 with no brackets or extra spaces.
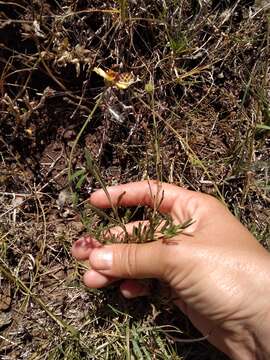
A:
0,0,269,359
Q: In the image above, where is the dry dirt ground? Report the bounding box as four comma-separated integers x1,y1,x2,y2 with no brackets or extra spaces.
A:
0,0,269,359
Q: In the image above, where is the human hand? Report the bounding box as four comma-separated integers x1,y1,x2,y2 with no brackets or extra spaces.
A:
72,181,270,360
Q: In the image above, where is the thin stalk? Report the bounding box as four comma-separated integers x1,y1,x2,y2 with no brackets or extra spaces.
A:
136,95,226,205
68,94,103,183
0,259,78,336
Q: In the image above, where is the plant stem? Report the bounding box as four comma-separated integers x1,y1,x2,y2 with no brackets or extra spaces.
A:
68,93,103,183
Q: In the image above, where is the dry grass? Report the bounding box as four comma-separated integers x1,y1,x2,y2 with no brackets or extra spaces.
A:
0,0,269,358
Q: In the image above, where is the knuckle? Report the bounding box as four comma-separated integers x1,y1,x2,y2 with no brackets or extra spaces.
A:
161,244,183,280
119,243,138,277
188,192,224,213
200,193,225,211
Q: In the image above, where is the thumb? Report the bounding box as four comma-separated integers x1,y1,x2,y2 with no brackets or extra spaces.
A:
89,241,169,280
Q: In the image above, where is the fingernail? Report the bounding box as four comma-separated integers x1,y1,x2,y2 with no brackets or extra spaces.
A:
74,236,93,249
90,248,113,270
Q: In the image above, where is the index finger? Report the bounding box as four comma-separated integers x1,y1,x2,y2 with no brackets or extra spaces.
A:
89,180,192,213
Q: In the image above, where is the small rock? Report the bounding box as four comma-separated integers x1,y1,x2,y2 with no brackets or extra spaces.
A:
56,189,73,208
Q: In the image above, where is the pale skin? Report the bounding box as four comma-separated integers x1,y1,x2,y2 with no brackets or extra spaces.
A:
71,181,270,360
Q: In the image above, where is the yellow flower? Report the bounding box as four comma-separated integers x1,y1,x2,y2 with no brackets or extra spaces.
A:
93,67,135,89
